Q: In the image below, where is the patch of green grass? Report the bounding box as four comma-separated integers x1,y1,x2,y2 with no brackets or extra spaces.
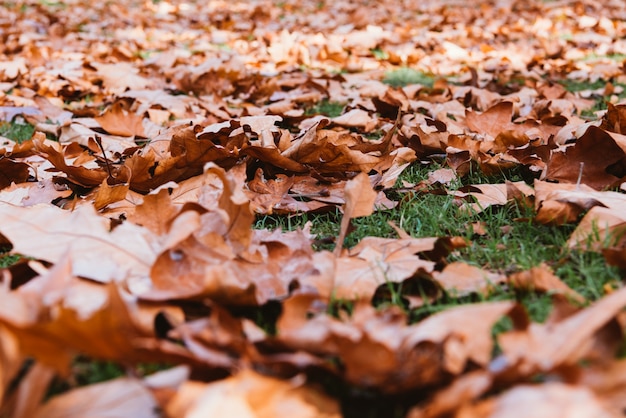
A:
370,48,389,61
558,78,606,93
0,254,20,268
0,121,35,143
305,99,345,117
46,357,124,398
555,250,621,300
38,0,67,9
558,78,626,119
582,53,626,62
46,356,173,399
253,161,621,328
580,102,607,120
255,211,341,251
383,67,435,88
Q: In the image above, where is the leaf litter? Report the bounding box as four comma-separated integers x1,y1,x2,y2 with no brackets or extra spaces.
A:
1,0,626,416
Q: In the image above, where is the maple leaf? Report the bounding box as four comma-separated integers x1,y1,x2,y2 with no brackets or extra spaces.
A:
331,235,465,301
94,100,147,138
32,133,109,188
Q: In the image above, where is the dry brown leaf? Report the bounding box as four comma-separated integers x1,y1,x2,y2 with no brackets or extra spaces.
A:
94,100,146,137
165,369,341,418
276,295,524,392
127,187,180,235
465,101,538,140
407,370,492,418
507,264,584,303
2,362,55,418
567,206,626,251
498,286,626,376
335,172,377,255
457,383,616,418
0,202,157,283
333,244,435,300
33,377,158,418
546,126,626,190
92,177,130,210
433,262,505,297
0,325,21,408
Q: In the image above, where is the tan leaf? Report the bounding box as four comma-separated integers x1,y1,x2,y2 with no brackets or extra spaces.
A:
568,206,626,250
499,286,626,375
128,187,179,235
33,377,158,418
508,264,584,303
165,369,341,418
333,236,441,300
91,62,152,94
335,172,377,255
332,108,374,128
457,383,615,418
276,296,523,392
95,101,146,137
433,262,505,297
92,178,130,210
0,202,157,283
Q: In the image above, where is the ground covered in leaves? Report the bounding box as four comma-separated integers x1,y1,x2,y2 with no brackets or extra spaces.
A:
2,0,626,416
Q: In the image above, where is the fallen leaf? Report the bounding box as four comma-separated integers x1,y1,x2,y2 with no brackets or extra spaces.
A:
508,264,584,303
457,383,616,418
0,202,157,283
33,377,158,418
498,286,626,376
95,100,146,137
335,172,377,255
165,369,341,418
433,262,505,297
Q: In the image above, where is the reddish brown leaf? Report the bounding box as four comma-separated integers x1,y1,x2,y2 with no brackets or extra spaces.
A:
508,264,584,303
546,126,626,190
94,100,146,138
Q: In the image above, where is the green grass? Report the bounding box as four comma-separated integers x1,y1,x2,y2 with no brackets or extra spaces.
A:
370,48,389,60
558,77,626,119
253,160,622,327
383,68,435,88
558,78,607,93
0,121,35,143
45,357,124,398
0,254,20,267
46,356,172,399
305,99,345,117
582,53,626,62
